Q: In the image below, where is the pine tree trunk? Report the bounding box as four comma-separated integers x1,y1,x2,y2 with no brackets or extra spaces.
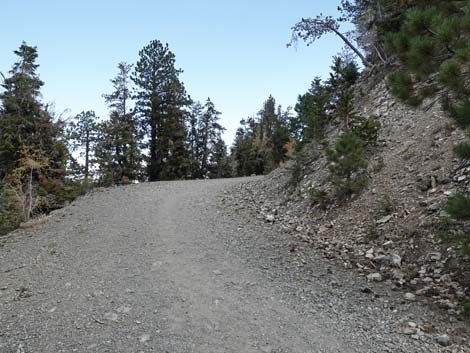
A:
330,27,372,68
149,112,159,181
85,129,90,180
25,167,33,222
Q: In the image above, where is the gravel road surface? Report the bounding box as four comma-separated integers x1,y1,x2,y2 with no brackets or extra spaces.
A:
0,178,466,352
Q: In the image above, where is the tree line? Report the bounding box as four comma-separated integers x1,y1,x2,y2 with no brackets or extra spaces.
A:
0,38,301,235
1,1,470,250
0,40,233,233
67,41,230,184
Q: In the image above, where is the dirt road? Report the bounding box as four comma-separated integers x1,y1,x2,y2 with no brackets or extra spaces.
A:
0,179,462,352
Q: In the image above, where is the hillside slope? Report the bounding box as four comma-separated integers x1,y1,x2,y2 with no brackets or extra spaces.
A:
223,76,470,342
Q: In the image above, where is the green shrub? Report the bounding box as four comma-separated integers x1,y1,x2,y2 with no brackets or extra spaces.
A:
454,143,470,159
463,300,470,318
373,156,385,173
290,162,302,187
453,127,470,159
446,193,470,220
351,115,382,146
366,222,380,240
441,193,470,255
387,72,421,107
327,132,368,197
0,187,21,236
379,194,397,215
309,188,329,210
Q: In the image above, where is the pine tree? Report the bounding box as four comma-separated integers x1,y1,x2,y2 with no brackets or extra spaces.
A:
102,62,142,183
94,118,120,186
335,0,413,65
327,132,368,197
0,42,66,179
327,56,360,130
0,42,67,217
103,62,132,118
231,118,258,177
382,2,470,249
209,138,231,178
385,2,470,107
294,55,360,143
197,98,225,178
289,13,371,67
67,111,99,180
271,106,292,166
231,97,293,176
256,96,291,171
295,78,331,141
132,40,191,181
187,102,203,177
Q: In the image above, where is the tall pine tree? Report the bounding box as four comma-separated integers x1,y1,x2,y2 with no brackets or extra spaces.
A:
132,40,190,181
187,101,204,178
197,98,225,178
67,110,99,180
0,42,66,179
101,62,142,183
231,96,292,176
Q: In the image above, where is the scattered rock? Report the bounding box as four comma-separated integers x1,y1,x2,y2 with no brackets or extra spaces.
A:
404,322,417,335
104,312,118,321
367,273,383,282
260,345,273,353
265,214,275,223
139,334,151,343
383,240,394,248
427,203,440,213
428,252,442,262
435,334,451,347
376,215,392,225
116,305,131,314
391,254,402,267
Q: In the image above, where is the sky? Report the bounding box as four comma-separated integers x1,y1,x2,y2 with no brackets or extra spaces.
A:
1,0,348,145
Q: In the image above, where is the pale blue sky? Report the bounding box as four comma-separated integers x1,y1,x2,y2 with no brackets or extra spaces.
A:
1,0,348,144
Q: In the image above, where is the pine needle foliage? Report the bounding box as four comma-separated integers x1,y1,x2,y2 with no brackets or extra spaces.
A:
382,2,470,252
327,132,368,197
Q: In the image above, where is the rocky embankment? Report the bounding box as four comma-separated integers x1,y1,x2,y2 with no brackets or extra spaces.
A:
220,78,470,348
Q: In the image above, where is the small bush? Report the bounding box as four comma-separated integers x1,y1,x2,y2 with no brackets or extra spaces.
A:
0,187,21,236
327,132,368,197
373,156,385,173
454,140,470,160
366,223,380,240
463,300,470,318
352,115,381,146
387,71,421,107
439,193,470,255
379,194,397,215
446,193,470,220
290,162,302,187
309,188,329,210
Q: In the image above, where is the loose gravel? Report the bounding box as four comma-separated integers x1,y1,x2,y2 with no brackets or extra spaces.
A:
0,178,467,352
